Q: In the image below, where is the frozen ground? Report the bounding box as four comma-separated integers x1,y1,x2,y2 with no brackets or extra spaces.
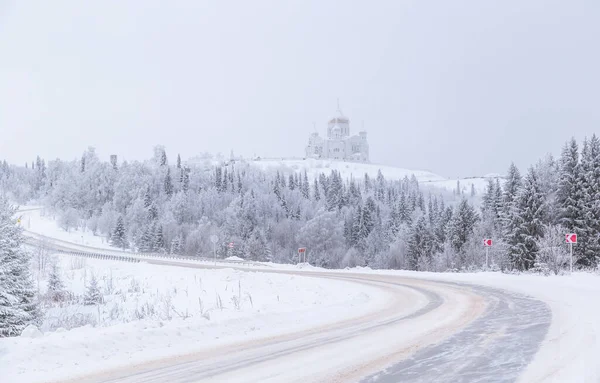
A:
0,255,391,383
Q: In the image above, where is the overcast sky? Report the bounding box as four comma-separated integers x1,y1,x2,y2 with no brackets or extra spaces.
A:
1,1,599,178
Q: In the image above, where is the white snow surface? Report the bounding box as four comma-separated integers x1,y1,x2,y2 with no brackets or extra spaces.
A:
0,256,390,383
244,158,446,183
20,207,116,251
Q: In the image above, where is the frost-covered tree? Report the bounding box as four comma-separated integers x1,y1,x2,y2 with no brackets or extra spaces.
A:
557,138,580,231
407,216,435,270
0,198,40,337
164,167,173,197
110,216,128,249
47,262,66,302
83,274,103,305
446,199,478,257
296,209,345,268
536,224,570,275
509,167,546,270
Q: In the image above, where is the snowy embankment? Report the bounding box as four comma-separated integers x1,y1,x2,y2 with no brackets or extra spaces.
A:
0,255,391,383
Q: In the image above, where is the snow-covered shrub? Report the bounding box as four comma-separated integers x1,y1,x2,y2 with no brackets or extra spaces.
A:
84,274,103,305
59,207,79,232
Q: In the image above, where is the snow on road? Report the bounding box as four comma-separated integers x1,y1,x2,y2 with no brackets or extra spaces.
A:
0,256,393,383
361,270,600,383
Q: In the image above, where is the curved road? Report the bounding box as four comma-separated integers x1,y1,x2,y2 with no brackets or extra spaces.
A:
25,232,551,383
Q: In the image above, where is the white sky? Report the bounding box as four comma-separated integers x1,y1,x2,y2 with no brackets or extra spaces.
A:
1,1,599,177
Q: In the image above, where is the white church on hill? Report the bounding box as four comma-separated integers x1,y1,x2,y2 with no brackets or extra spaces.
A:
305,105,369,162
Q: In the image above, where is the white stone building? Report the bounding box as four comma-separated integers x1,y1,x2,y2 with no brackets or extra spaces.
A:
305,107,369,162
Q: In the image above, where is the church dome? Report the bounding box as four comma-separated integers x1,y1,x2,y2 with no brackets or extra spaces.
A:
328,108,349,124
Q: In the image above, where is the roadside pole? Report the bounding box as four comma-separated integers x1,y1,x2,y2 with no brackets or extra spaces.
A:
483,239,492,270
485,246,489,270
565,233,577,273
570,242,573,273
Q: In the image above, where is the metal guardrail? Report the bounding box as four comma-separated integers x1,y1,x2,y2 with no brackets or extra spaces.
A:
24,235,268,267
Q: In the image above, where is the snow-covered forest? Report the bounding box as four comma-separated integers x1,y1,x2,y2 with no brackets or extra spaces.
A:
1,136,599,273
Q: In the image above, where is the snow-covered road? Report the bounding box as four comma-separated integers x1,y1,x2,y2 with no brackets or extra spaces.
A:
46,260,550,383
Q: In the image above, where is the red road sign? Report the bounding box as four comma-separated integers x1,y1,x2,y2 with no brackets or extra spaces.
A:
483,239,492,247
565,233,577,244
298,248,306,253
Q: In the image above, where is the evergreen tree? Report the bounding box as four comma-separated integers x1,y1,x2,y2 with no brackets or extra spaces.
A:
111,216,128,249
182,167,190,193
164,167,173,197
407,216,434,270
364,173,371,192
147,203,158,221
313,179,320,201
509,167,546,270
176,154,181,169
237,172,243,194
376,170,385,201
47,263,66,302
154,224,165,253
83,274,103,305
301,171,310,199
398,192,412,224
0,198,40,337
143,187,152,208
447,199,478,256
140,224,155,252
160,150,167,167
80,155,86,173
288,174,296,190
215,167,222,192
576,135,600,266
326,171,343,211
170,233,184,255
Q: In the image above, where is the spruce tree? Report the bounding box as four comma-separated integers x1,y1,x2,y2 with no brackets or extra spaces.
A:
176,154,181,169
111,216,127,249
408,216,434,271
447,199,478,256
301,171,310,199
143,186,152,208
83,274,103,305
509,167,546,270
313,179,320,201
576,135,600,266
0,198,40,337
170,233,183,255
326,171,343,211
164,167,173,197
182,167,190,193
154,224,165,253
47,263,66,302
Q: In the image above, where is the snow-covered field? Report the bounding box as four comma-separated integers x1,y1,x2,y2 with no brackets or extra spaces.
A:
0,255,391,383
243,158,446,183
19,208,116,251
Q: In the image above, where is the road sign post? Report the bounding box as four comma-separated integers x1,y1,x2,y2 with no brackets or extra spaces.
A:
210,235,219,265
483,239,492,269
298,247,306,264
565,233,577,273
